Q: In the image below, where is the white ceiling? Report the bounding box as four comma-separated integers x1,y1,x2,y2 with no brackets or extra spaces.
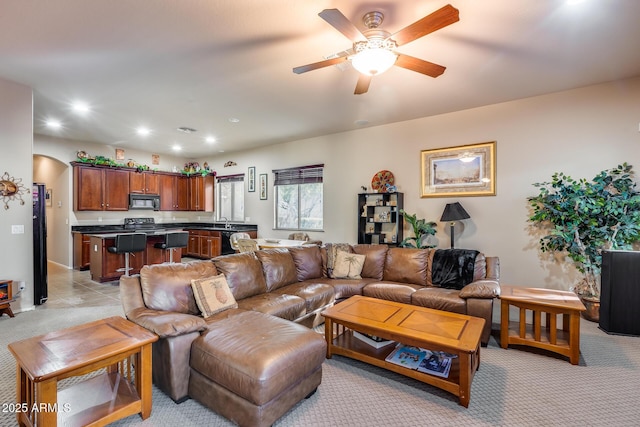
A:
1,0,639,158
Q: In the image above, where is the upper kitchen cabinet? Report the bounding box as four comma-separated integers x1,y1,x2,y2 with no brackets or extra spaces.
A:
73,163,130,211
159,174,189,211
129,171,159,194
189,175,215,212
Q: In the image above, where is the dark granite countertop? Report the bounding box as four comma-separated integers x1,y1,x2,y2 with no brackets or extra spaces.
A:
71,222,258,234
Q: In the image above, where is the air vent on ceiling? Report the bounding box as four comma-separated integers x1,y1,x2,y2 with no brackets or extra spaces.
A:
177,127,197,134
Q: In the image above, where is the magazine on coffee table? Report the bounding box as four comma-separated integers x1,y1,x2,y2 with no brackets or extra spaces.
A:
416,351,453,378
385,344,455,378
384,344,429,370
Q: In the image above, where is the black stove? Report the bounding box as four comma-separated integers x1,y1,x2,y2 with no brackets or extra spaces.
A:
123,217,158,232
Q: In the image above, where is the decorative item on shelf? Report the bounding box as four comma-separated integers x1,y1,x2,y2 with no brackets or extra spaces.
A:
203,162,210,171
126,159,136,168
137,164,150,172
440,202,470,249
360,186,368,192
183,161,200,175
76,150,88,160
528,163,640,319
371,170,394,193
385,183,397,193
399,209,437,248
0,171,30,210
224,161,237,167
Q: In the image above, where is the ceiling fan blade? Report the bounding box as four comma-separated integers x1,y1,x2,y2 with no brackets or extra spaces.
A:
395,54,446,78
293,56,348,74
354,75,372,95
391,4,460,47
319,9,367,42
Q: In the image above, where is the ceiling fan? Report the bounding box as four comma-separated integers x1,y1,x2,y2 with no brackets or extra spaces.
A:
293,4,459,94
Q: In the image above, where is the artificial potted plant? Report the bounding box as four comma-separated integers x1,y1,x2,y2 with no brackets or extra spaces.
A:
528,163,640,321
399,209,438,248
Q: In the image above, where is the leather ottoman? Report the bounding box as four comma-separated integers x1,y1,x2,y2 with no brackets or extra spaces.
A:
189,310,327,427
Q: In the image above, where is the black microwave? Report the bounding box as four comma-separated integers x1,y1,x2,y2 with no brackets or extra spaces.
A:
129,194,160,210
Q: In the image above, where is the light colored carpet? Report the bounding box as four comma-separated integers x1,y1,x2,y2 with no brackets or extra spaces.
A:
1,306,639,427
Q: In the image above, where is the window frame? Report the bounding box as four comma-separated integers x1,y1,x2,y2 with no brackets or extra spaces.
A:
216,174,245,222
273,164,324,231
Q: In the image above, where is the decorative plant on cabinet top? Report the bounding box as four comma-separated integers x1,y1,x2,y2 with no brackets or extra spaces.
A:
528,163,640,301
398,209,437,249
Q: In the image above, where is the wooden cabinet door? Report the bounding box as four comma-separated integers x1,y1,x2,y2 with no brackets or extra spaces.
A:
129,172,145,193
75,166,104,210
104,169,130,210
159,174,174,210
187,231,201,256
175,176,189,211
189,176,204,211
145,173,159,194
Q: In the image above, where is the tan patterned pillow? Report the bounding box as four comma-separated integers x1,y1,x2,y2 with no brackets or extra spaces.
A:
332,250,366,279
191,274,238,318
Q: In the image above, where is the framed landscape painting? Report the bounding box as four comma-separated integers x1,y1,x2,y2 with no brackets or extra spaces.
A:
421,141,496,198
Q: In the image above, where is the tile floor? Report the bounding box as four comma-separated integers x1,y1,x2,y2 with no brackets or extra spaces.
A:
44,258,200,309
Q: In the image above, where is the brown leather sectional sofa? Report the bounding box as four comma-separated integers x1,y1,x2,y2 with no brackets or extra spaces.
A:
120,244,499,425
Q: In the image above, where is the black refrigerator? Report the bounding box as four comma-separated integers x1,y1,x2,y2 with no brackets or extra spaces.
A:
33,183,48,305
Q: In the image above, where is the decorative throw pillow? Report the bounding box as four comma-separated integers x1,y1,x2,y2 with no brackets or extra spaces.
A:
332,250,366,279
191,274,238,318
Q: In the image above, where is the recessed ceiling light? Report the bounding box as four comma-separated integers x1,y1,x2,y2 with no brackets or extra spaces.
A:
72,101,90,114
205,136,216,143
228,118,240,123
137,127,151,136
46,119,61,129
177,126,197,134
172,144,182,152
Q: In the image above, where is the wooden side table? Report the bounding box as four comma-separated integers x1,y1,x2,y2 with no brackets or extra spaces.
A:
500,285,586,365
8,316,158,426
0,279,15,317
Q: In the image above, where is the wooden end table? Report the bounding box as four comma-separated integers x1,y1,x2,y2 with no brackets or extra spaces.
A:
8,316,158,427
500,285,586,365
322,295,485,407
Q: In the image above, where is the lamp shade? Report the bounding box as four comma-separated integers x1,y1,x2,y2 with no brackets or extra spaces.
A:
440,202,470,222
351,48,397,76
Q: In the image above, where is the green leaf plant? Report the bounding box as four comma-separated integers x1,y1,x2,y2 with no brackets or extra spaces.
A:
398,209,438,249
528,163,640,299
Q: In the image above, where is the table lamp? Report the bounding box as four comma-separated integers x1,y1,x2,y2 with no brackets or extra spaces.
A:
440,202,470,249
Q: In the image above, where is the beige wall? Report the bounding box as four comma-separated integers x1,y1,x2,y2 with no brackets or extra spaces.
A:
0,77,34,312
204,76,640,292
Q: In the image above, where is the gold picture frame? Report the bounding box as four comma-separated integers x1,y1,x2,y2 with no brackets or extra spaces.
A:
421,141,496,198
115,148,125,160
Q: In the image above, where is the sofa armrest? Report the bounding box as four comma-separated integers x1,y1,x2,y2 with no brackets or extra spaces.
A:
127,307,206,338
459,280,500,299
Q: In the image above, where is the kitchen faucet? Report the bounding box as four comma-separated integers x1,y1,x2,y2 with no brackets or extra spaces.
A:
220,217,230,229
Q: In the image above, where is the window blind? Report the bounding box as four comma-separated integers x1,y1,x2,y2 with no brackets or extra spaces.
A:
216,174,244,183
272,164,324,185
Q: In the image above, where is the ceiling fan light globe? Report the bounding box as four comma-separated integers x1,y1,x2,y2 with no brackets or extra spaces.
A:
352,48,397,76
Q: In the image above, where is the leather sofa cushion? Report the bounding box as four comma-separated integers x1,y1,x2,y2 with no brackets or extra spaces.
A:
352,244,388,280
362,282,422,304
237,293,306,321
273,281,335,312
473,253,487,281
191,311,326,406
326,278,377,301
127,307,206,337
140,260,217,315
214,253,268,300
411,287,466,314
288,246,325,281
383,247,430,286
256,249,298,291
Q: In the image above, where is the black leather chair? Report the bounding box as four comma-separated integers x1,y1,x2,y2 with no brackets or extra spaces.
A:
154,232,189,263
108,233,146,276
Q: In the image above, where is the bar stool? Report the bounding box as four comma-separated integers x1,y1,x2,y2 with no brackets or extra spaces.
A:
108,233,147,276
154,232,189,263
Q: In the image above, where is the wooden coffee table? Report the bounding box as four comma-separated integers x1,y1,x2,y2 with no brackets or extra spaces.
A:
8,316,158,427
500,285,586,365
322,295,485,407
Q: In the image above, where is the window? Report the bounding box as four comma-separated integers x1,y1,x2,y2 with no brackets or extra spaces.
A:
273,164,323,230
216,174,244,222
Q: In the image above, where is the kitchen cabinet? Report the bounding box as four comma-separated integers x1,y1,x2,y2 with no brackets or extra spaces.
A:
159,174,189,211
189,175,215,212
89,235,146,282
73,233,91,270
73,164,129,211
187,229,221,258
129,172,159,194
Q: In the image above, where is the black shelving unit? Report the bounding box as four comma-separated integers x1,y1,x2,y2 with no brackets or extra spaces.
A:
357,192,404,245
